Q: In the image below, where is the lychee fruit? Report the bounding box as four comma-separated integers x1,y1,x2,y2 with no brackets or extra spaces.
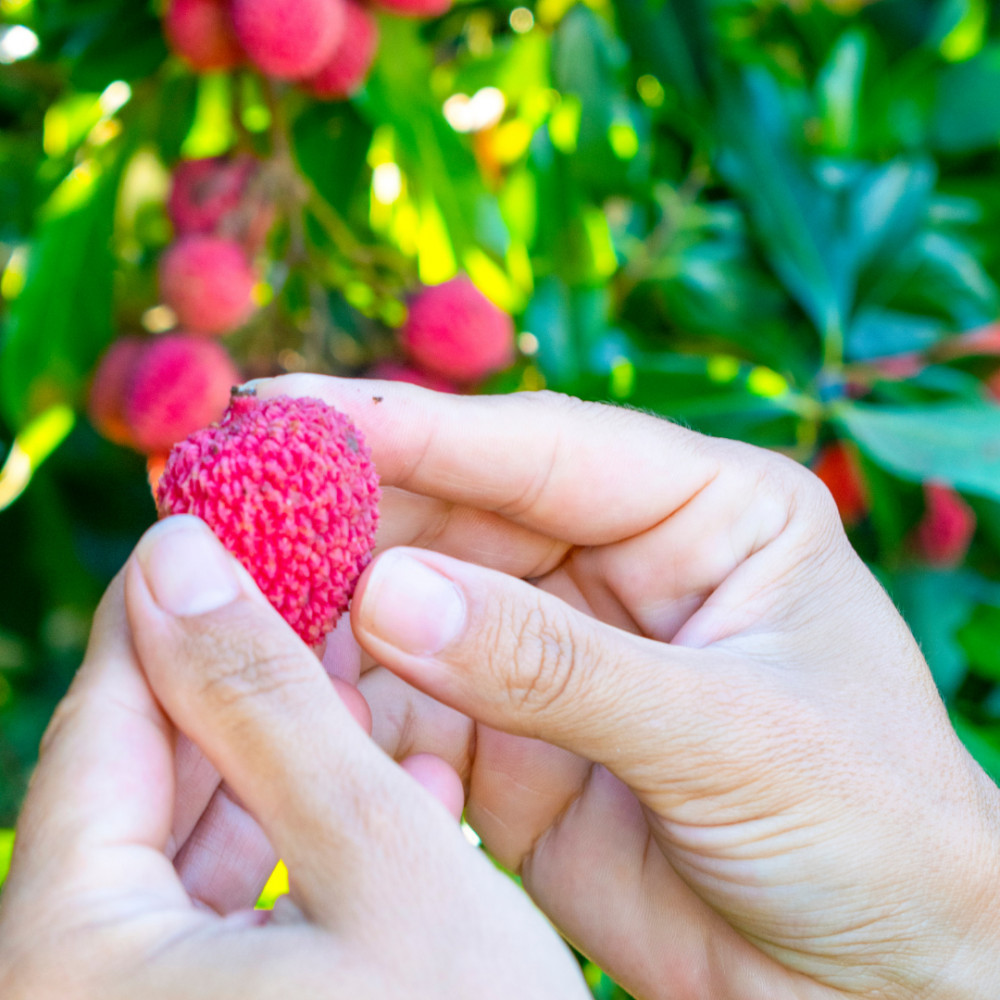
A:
164,0,245,73
88,336,147,448
169,156,256,234
156,392,381,646
368,0,451,18
812,442,868,526
369,360,457,393
400,275,515,383
124,335,240,454
159,235,258,336
231,0,347,81
913,482,975,568
304,0,379,100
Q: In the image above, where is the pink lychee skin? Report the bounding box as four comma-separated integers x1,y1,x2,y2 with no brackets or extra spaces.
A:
164,0,245,72
401,275,516,383
304,0,379,100
88,337,147,447
124,335,240,454
156,393,381,646
168,156,256,236
368,0,451,17
159,235,257,336
231,0,347,80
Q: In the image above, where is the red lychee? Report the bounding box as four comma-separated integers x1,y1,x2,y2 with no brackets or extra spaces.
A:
368,0,451,18
88,337,147,448
812,442,868,526
913,482,975,568
156,392,381,646
369,360,457,393
231,0,347,80
164,0,245,73
400,275,515,384
304,0,379,100
124,335,240,454
159,235,257,336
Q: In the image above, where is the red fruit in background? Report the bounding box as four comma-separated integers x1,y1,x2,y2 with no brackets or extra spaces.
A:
231,0,346,80
164,0,244,72
304,0,379,100
87,337,147,448
124,335,240,454
369,360,457,393
368,0,451,18
159,235,257,336
812,442,868,525
400,275,515,383
156,392,381,646
913,482,976,568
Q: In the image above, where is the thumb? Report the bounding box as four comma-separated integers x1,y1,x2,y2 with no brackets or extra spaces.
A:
124,516,464,927
351,548,745,797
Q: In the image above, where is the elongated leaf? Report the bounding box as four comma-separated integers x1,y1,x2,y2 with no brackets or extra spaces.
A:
838,403,1000,499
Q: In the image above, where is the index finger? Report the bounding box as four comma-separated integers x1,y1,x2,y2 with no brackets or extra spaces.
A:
253,377,726,545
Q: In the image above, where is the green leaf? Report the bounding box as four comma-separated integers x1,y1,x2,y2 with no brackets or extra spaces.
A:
0,152,123,428
0,830,13,889
957,604,1000,683
931,45,1000,153
838,403,1000,500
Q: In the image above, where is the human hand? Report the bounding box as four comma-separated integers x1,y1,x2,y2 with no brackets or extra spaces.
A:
256,377,1000,1000
0,516,588,999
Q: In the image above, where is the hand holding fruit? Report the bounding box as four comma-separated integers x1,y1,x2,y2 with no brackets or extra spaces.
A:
253,376,1000,1000
0,517,589,999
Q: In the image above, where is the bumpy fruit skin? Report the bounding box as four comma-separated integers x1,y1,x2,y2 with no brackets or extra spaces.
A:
159,235,257,336
125,335,240,454
169,156,255,236
88,337,147,447
305,0,379,100
369,360,457,393
812,442,867,526
401,276,515,383
156,393,381,646
914,482,976,568
369,0,451,17
164,0,245,72
231,0,346,80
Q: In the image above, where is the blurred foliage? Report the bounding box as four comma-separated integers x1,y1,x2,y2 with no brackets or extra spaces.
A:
6,1,1000,994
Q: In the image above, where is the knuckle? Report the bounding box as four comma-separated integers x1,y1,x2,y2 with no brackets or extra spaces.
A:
502,598,580,716
177,616,317,713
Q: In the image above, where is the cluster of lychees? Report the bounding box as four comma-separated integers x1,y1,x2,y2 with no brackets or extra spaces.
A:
88,154,276,465
165,0,449,102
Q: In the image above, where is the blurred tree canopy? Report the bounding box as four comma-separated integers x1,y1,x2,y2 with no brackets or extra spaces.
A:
7,2,1000,992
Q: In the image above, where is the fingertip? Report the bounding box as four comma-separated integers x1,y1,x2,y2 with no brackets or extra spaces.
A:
400,753,466,821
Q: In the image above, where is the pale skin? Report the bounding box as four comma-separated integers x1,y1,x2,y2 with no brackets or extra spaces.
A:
1,381,998,999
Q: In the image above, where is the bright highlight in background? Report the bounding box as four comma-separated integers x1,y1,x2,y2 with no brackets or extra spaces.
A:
510,7,534,32
99,80,132,116
0,24,38,64
372,162,403,204
443,87,506,134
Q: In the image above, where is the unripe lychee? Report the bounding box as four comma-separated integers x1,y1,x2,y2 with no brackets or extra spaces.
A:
368,0,451,18
156,392,381,646
159,235,258,336
231,0,346,80
304,0,379,100
913,482,975,568
369,360,457,393
164,0,245,72
812,442,867,526
88,337,147,447
400,275,515,383
125,335,240,454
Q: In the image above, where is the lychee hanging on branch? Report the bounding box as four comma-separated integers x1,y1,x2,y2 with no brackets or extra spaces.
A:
156,391,381,646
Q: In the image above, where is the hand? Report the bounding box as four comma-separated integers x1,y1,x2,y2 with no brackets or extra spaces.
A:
0,516,588,999
256,377,1000,1000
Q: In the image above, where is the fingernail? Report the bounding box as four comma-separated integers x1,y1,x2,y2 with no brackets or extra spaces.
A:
362,552,465,656
136,516,242,617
